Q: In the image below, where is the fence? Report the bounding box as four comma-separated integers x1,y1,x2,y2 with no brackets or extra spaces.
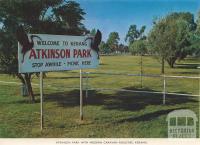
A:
0,72,199,104
81,72,200,105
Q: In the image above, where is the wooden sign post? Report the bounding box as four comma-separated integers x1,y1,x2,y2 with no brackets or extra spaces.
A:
80,69,83,120
40,72,44,130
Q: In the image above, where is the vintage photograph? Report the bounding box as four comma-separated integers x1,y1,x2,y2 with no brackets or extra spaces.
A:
0,0,199,143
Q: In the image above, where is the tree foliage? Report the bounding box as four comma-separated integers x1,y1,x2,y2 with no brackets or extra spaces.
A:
118,43,127,53
106,32,120,52
0,0,87,102
90,28,96,36
126,24,146,55
99,41,110,54
148,12,195,73
129,40,147,55
125,24,146,44
190,10,200,56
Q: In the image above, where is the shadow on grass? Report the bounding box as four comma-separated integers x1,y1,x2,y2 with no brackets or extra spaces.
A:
99,63,107,65
46,76,96,79
44,86,197,112
172,71,199,75
9,87,197,124
175,63,199,69
8,93,41,104
115,108,184,123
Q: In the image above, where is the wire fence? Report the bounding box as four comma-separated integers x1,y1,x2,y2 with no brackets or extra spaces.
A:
0,71,199,104
77,72,199,105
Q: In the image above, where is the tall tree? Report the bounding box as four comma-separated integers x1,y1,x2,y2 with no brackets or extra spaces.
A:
90,28,96,36
118,43,126,53
106,32,120,52
129,40,147,55
99,41,110,54
125,24,146,55
53,1,87,35
197,11,200,33
129,40,147,88
125,24,146,44
191,10,200,56
148,12,195,73
0,0,87,102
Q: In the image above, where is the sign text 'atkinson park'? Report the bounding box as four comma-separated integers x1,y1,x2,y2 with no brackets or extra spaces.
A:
18,34,99,73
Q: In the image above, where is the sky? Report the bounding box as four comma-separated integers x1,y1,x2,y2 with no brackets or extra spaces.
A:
76,0,200,44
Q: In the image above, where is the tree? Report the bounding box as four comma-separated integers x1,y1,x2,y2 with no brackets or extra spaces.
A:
129,40,147,55
148,12,195,73
129,40,147,88
125,24,146,44
197,11,200,33
106,32,120,52
0,0,87,102
118,43,126,53
165,12,196,66
99,41,110,54
190,10,200,56
90,28,96,36
148,18,168,74
53,1,88,35
125,24,146,55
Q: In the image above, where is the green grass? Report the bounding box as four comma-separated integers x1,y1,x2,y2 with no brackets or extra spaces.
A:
0,55,199,137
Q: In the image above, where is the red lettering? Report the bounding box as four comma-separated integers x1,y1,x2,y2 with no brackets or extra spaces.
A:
42,49,47,59
83,49,86,57
65,49,70,58
87,49,91,57
73,49,78,58
48,49,51,58
30,49,72,59
60,49,65,58
78,50,82,58
29,49,37,59
55,49,60,58
37,49,41,59
50,49,55,58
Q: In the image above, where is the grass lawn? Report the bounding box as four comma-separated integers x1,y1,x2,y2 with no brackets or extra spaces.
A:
0,55,199,137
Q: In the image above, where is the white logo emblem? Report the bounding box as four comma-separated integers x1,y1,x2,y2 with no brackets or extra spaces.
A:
166,109,198,138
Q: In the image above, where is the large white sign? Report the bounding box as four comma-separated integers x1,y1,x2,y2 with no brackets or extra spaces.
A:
18,34,99,73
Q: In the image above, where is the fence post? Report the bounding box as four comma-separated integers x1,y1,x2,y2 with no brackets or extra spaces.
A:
40,72,44,130
140,55,143,88
198,71,200,138
163,74,166,105
85,72,89,98
80,69,83,120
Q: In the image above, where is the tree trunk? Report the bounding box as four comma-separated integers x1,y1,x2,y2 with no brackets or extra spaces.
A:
161,57,165,74
16,73,26,85
16,73,28,97
170,60,174,68
24,73,35,103
167,57,176,68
